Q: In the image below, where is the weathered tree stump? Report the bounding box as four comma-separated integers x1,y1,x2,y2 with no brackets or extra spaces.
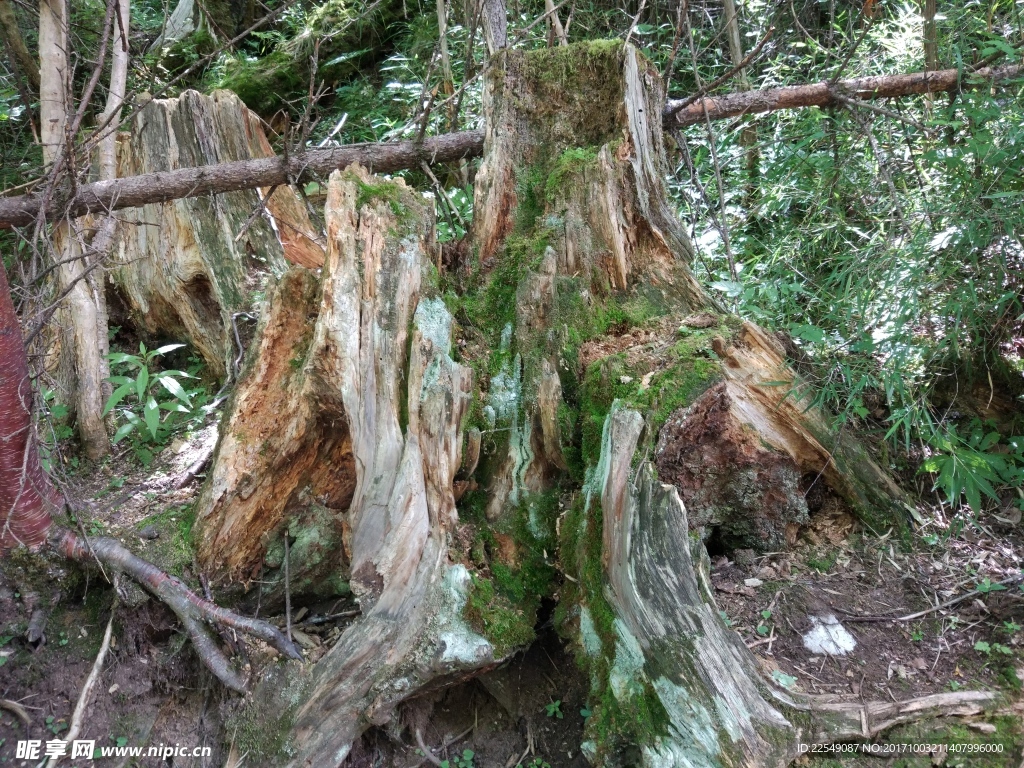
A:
113,90,323,379
197,41,995,767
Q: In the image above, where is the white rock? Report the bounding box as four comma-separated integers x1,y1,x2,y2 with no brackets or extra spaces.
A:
743,578,763,588
802,614,856,656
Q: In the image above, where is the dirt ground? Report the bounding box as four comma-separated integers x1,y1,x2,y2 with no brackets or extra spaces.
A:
1,423,1023,767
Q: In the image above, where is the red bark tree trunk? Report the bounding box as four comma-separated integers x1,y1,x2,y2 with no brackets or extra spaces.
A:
0,262,61,549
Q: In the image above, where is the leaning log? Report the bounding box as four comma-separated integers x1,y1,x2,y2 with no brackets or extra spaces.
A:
0,130,487,228
2,64,1021,228
664,62,1024,127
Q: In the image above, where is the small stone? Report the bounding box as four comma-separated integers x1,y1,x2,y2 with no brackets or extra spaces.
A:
108,683,119,695
138,525,160,540
802,614,857,656
743,578,763,588
680,312,718,329
968,722,996,734
619,375,633,384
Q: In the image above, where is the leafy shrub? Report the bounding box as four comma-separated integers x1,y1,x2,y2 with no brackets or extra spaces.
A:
104,344,208,455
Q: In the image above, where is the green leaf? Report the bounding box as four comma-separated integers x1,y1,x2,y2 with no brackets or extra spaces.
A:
136,366,149,399
111,423,136,444
107,352,141,367
153,343,186,356
156,375,192,405
710,280,744,297
791,324,825,344
974,641,991,654
103,381,136,416
772,670,797,689
144,397,160,439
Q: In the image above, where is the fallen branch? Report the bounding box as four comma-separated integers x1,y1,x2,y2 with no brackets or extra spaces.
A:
0,699,30,730
0,130,485,229
843,573,1024,623
665,62,1024,127
665,25,775,117
2,63,1023,228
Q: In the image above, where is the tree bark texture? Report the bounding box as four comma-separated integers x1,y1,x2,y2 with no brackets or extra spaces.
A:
0,0,40,90
38,0,112,458
188,42,998,767
0,263,62,548
5,64,1022,229
112,89,324,379
194,166,493,763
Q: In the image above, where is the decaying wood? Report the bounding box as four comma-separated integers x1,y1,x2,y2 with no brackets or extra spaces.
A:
184,41,996,765
4,65,1021,229
655,322,909,550
112,90,323,378
195,165,496,763
591,405,996,765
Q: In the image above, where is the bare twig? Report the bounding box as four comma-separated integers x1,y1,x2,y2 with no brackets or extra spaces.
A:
845,573,1024,623
665,26,774,118
46,587,119,767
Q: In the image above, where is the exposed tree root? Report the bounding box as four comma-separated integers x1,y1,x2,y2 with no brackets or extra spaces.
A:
800,690,997,744
52,528,302,692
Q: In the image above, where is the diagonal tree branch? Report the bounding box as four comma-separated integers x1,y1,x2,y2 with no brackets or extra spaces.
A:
1,63,1022,229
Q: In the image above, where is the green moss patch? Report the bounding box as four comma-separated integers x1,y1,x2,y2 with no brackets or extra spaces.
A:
577,320,730,469
460,491,559,657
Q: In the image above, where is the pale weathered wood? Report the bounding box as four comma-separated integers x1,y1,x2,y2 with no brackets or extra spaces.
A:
112,90,322,378
589,404,995,766
197,167,498,764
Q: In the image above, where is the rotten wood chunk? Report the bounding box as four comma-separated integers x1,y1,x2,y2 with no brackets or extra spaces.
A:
112,90,324,379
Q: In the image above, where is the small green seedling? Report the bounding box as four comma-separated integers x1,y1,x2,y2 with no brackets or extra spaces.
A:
439,749,475,768
772,670,797,689
756,610,773,636
544,700,563,719
976,578,1006,594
